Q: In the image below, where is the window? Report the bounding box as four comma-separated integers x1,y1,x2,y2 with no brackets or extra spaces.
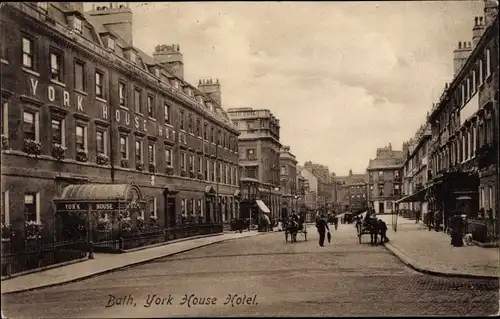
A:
74,61,85,92
108,37,115,51
155,68,160,78
205,159,210,180
24,193,39,223
480,187,486,209
204,123,208,140
488,186,493,211
179,111,185,130
147,95,154,118
1,191,9,225
223,132,227,148
75,125,86,151
73,17,83,33
189,154,194,171
51,119,62,145
218,163,223,182
181,198,186,215
50,50,63,81
37,2,48,11
149,197,157,218
211,127,215,143
217,130,221,145
246,149,255,158
164,103,170,124
188,114,193,133
198,156,203,173
486,49,491,78
1,102,7,136
378,171,383,176
22,37,34,69
196,118,201,137
165,147,172,166
23,111,36,141
472,70,476,94
119,82,126,107
95,71,103,98
130,51,136,64
180,153,186,170
119,136,128,159
135,140,143,163
213,162,217,181
96,130,105,155
281,166,286,175
134,88,142,113
466,78,470,100
148,143,155,164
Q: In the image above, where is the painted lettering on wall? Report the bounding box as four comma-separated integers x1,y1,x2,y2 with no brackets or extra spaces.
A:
28,77,86,113
108,107,152,133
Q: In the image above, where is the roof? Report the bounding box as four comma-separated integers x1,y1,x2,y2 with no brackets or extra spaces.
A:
58,184,142,202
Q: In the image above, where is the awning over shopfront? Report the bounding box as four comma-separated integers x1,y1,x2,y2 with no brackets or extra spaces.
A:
255,200,271,213
395,187,428,204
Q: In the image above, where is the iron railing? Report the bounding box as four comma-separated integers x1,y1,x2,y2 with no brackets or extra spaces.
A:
1,238,87,277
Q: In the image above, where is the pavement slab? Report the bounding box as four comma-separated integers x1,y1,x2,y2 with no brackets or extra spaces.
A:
377,215,500,278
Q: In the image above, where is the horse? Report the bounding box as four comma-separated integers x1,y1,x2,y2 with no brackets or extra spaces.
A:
365,218,380,246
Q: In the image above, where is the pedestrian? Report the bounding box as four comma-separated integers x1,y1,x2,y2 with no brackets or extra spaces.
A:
434,210,442,232
415,210,421,224
378,219,389,243
333,216,338,230
316,215,330,247
427,210,434,231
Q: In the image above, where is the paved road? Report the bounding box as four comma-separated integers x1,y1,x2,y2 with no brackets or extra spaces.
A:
2,223,498,317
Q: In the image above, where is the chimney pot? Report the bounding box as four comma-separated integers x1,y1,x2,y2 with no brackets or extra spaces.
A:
475,16,478,25
468,41,471,48
458,42,462,49
479,16,483,25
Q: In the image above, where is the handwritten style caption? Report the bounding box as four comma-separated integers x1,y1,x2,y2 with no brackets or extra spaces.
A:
106,293,258,308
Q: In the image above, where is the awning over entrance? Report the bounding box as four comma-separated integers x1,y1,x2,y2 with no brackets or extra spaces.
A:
59,183,142,202
255,200,271,213
395,187,427,204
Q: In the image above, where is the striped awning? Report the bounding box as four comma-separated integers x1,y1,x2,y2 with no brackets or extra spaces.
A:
255,200,271,213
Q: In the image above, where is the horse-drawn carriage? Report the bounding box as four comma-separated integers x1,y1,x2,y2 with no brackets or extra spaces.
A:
284,220,307,243
355,212,384,245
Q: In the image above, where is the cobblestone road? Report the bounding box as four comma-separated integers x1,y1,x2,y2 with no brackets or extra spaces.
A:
2,224,498,317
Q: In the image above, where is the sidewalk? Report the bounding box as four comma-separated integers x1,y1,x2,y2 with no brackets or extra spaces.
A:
1,230,265,295
378,215,499,279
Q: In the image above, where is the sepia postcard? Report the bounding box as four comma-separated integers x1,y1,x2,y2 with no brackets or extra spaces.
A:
0,1,499,317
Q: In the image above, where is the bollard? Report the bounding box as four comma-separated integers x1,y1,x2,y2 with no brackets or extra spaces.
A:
88,241,94,259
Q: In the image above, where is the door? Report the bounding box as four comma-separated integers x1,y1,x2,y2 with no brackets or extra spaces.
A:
205,199,212,223
165,197,176,226
379,202,385,214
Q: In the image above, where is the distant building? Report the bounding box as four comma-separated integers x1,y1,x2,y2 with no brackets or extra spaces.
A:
334,170,368,213
227,107,282,220
279,146,298,218
366,143,404,214
301,161,335,213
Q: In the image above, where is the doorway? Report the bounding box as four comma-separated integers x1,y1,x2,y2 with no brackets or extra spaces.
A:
379,202,385,214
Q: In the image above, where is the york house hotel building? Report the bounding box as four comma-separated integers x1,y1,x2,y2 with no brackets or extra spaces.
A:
0,2,240,238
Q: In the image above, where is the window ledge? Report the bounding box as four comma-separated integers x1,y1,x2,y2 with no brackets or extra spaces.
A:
75,89,88,96
119,105,129,110
96,97,107,103
50,79,66,88
148,116,156,122
22,67,40,77
135,112,144,117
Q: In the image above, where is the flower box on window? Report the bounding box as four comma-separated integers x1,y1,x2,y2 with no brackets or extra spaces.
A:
148,215,159,228
181,169,187,177
148,163,156,173
121,158,129,168
189,171,196,178
197,173,204,180
136,160,144,171
165,166,174,175
76,148,88,162
97,153,110,166
25,220,42,239
52,143,67,160
120,216,133,232
24,139,42,156
1,134,8,150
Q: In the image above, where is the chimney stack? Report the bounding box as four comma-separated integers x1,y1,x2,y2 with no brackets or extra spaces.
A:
484,0,499,27
472,16,486,47
85,3,133,46
198,78,222,106
152,44,184,79
453,41,472,76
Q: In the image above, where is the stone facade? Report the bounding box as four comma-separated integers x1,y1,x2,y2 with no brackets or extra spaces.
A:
0,2,240,236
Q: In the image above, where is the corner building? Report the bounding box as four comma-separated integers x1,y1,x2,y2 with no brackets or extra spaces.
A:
0,2,240,236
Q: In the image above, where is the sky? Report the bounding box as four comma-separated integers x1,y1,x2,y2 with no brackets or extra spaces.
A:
90,1,484,175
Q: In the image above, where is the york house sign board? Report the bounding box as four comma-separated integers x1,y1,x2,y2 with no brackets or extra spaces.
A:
55,201,121,212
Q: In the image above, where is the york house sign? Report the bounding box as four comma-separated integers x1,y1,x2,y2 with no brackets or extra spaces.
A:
28,77,85,112
55,202,120,211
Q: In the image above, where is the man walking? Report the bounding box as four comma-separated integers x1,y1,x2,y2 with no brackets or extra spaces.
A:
316,215,330,247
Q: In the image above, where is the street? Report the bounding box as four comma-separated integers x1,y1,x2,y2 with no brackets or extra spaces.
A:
2,223,499,318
